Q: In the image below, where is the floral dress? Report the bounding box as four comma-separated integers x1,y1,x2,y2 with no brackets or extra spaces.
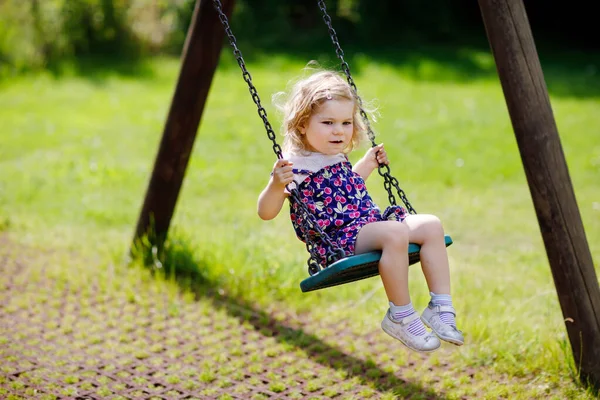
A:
289,157,407,268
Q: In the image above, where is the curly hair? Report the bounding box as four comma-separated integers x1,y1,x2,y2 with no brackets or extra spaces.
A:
273,69,374,155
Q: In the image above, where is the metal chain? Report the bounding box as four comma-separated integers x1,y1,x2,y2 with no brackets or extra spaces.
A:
212,0,346,271
317,0,417,214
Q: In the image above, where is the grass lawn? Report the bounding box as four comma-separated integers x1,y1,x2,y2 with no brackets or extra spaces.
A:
1,44,599,399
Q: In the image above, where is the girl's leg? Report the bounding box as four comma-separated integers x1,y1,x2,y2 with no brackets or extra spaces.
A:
403,214,464,345
355,221,441,352
403,214,451,295
354,221,410,305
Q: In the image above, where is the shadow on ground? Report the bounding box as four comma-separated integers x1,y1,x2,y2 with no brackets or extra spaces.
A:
147,237,458,399
1,234,461,399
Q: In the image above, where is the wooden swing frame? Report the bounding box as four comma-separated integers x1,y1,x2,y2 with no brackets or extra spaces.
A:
131,0,600,387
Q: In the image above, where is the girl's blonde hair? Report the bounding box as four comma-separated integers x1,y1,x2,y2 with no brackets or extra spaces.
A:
274,69,373,155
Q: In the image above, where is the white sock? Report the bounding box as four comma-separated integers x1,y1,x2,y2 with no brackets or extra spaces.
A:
430,292,456,327
389,301,426,336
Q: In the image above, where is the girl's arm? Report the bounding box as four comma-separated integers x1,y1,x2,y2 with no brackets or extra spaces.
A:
352,143,388,181
257,160,294,220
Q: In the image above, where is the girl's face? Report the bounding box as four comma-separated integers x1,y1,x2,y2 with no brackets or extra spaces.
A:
300,99,355,155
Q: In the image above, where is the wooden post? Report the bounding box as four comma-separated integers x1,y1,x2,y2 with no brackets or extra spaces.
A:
477,0,600,388
133,0,235,245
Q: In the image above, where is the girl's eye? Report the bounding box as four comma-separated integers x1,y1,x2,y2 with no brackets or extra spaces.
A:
322,121,333,125
343,121,352,125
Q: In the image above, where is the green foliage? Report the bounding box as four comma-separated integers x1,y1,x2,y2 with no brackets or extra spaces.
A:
61,0,132,55
0,0,195,76
0,1,50,73
1,0,597,78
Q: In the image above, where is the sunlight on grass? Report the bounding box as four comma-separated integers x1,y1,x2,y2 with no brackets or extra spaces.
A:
2,49,599,399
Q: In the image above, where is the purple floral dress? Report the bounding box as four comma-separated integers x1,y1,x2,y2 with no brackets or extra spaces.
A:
290,159,407,267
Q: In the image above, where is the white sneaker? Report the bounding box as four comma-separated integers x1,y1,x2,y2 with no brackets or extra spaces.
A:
421,304,464,346
381,310,441,353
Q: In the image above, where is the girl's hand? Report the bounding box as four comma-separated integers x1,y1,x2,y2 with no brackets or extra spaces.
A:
353,144,387,181
258,159,294,220
271,159,294,188
365,143,389,167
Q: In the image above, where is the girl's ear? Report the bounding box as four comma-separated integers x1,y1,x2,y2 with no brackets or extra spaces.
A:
298,123,306,135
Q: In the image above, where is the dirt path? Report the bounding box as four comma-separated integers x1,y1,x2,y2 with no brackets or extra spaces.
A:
0,236,491,400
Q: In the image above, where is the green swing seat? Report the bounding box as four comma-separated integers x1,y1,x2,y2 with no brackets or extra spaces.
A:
300,234,453,292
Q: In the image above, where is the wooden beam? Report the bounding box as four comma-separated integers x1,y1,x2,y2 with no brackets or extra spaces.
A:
477,0,600,388
133,0,235,245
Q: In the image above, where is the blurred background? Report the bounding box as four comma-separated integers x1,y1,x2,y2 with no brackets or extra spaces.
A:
1,0,598,77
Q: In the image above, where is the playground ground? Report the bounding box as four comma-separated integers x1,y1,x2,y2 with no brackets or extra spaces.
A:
0,233,587,400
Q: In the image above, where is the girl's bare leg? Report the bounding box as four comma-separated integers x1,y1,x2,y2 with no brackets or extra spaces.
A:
403,214,451,295
403,214,464,344
355,220,442,352
354,221,410,305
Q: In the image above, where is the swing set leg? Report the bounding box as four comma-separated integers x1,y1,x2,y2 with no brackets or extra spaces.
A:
132,0,236,249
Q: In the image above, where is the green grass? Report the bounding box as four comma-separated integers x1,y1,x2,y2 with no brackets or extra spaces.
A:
1,46,599,399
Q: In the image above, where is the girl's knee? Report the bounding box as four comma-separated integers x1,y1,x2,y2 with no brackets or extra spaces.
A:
384,222,409,249
425,215,445,237
429,214,444,228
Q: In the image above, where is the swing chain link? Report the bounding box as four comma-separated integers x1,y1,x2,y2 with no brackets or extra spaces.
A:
212,0,347,268
317,0,417,215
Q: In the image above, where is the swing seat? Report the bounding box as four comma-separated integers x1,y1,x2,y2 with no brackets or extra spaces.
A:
300,235,453,292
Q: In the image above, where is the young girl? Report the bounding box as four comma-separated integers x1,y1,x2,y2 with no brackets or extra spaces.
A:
257,70,464,353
